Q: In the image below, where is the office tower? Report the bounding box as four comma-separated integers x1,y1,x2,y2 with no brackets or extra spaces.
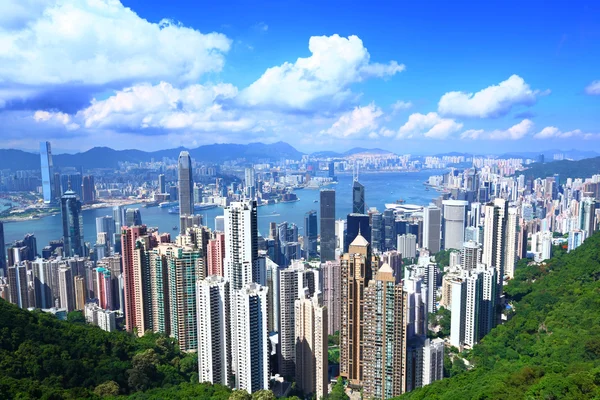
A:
32,259,52,308
158,174,166,193
279,263,305,377
397,233,417,259
224,200,259,291
265,258,280,332
61,185,85,257
352,180,365,214
335,219,346,252
382,251,402,283
323,260,341,335
125,208,143,227
234,283,269,393
371,211,383,252
422,338,444,386
423,205,442,253
74,275,86,310
461,241,480,270
178,151,194,220
442,200,468,250
60,174,83,200
504,207,518,279
382,209,396,251
295,293,328,400
196,275,231,386
340,232,374,387
0,222,5,276
215,215,225,232
207,232,225,276
58,266,75,312
180,214,202,234
320,189,336,261
8,264,30,308
82,175,95,203
345,214,370,253
363,263,404,399
482,198,508,284
579,197,596,236
245,167,256,198
95,215,114,249
469,202,481,228
40,142,54,204
304,210,318,259
167,245,202,352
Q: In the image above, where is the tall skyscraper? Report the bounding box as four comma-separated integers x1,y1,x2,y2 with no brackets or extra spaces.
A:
323,260,341,335
363,263,404,399
482,198,508,284
0,222,6,277
423,205,442,254
8,264,30,308
234,283,269,393
340,232,374,387
82,175,95,203
125,208,143,227
504,207,519,279
178,151,194,225
265,258,280,333
422,338,444,386
96,216,115,251
245,167,256,199
207,232,225,276
224,200,259,291
345,213,370,253
74,275,86,311
61,185,85,257
304,210,318,259
158,174,166,193
279,263,306,377
397,233,417,259
442,200,468,250
320,189,336,261
352,180,365,214
578,197,596,237
371,211,383,252
295,292,328,400
40,141,54,204
121,225,148,333
196,275,231,386
58,266,75,312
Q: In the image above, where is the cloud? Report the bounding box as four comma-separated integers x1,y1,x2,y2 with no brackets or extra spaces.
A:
253,22,268,32
0,0,231,87
398,112,463,139
239,34,404,111
438,75,547,118
585,80,600,95
461,119,534,140
320,103,383,138
33,110,79,130
533,126,600,140
391,100,412,114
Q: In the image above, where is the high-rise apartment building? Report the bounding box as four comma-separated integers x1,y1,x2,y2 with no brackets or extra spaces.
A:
504,207,519,279
121,225,148,333
397,233,417,259
178,151,194,228
234,283,269,393
61,186,85,257
58,266,75,312
422,205,442,253
461,241,480,271
482,198,508,284
207,232,225,276
320,189,336,261
323,260,341,335
0,222,6,276
196,275,231,386
340,232,374,387
40,141,54,204
74,275,86,311
422,338,444,386
442,200,468,250
265,257,280,333
8,264,30,308
224,200,259,291
295,292,328,400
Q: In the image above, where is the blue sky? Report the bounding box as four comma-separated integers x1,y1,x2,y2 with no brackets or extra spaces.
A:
0,0,598,154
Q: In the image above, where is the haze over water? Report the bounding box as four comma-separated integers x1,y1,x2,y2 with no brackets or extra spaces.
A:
3,171,444,249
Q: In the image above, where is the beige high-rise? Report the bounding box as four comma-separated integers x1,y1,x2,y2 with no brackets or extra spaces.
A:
295,293,328,400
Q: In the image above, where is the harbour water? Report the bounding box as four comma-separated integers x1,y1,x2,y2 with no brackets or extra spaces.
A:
3,170,444,249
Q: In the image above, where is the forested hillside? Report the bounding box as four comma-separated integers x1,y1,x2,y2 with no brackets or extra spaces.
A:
398,233,600,399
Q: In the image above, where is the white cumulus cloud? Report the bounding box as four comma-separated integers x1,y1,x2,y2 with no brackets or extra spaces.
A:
438,75,546,118
533,126,599,140
239,34,404,111
0,0,231,86
585,80,600,95
461,119,534,140
391,100,412,114
33,110,79,130
321,103,383,138
398,112,463,139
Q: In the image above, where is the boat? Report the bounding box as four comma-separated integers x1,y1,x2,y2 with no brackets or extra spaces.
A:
172,226,177,230
168,207,179,214
159,201,178,208
194,203,218,211
313,200,318,203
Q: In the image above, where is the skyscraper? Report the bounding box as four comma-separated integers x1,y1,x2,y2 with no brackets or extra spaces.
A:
279,263,303,377
340,232,374,387
320,189,336,261
304,210,318,259
207,232,225,276
158,174,166,193
423,205,442,253
371,211,383,252
352,180,365,214
8,264,30,308
196,275,231,386
504,207,519,279
0,222,6,276
40,141,54,204
125,208,143,227
245,167,256,199
295,292,328,400
224,200,259,291
345,213,370,253
82,175,95,203
397,233,417,259
323,260,341,335
58,266,75,312
178,151,194,225
234,283,269,393
121,225,147,333
482,198,508,284
61,185,85,257
442,200,468,250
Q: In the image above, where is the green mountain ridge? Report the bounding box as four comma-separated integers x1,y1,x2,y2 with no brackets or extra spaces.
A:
398,233,600,399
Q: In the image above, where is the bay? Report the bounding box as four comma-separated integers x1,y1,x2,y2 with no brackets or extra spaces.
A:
3,170,444,249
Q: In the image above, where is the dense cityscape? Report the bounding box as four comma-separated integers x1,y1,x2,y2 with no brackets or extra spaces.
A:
1,138,599,399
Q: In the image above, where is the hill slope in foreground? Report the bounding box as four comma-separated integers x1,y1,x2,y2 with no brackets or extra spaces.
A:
399,233,600,400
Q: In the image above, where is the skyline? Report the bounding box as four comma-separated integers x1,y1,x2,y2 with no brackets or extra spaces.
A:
0,0,599,154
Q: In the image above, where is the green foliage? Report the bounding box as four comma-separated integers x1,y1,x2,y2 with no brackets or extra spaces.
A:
94,381,120,397
328,347,340,364
434,249,458,270
252,389,276,400
326,377,349,400
67,310,86,324
428,307,451,339
397,232,600,399
328,332,340,346
229,389,251,400
521,157,600,180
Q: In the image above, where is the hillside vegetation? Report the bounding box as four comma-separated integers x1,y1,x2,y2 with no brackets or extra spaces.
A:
398,232,600,399
521,156,600,180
